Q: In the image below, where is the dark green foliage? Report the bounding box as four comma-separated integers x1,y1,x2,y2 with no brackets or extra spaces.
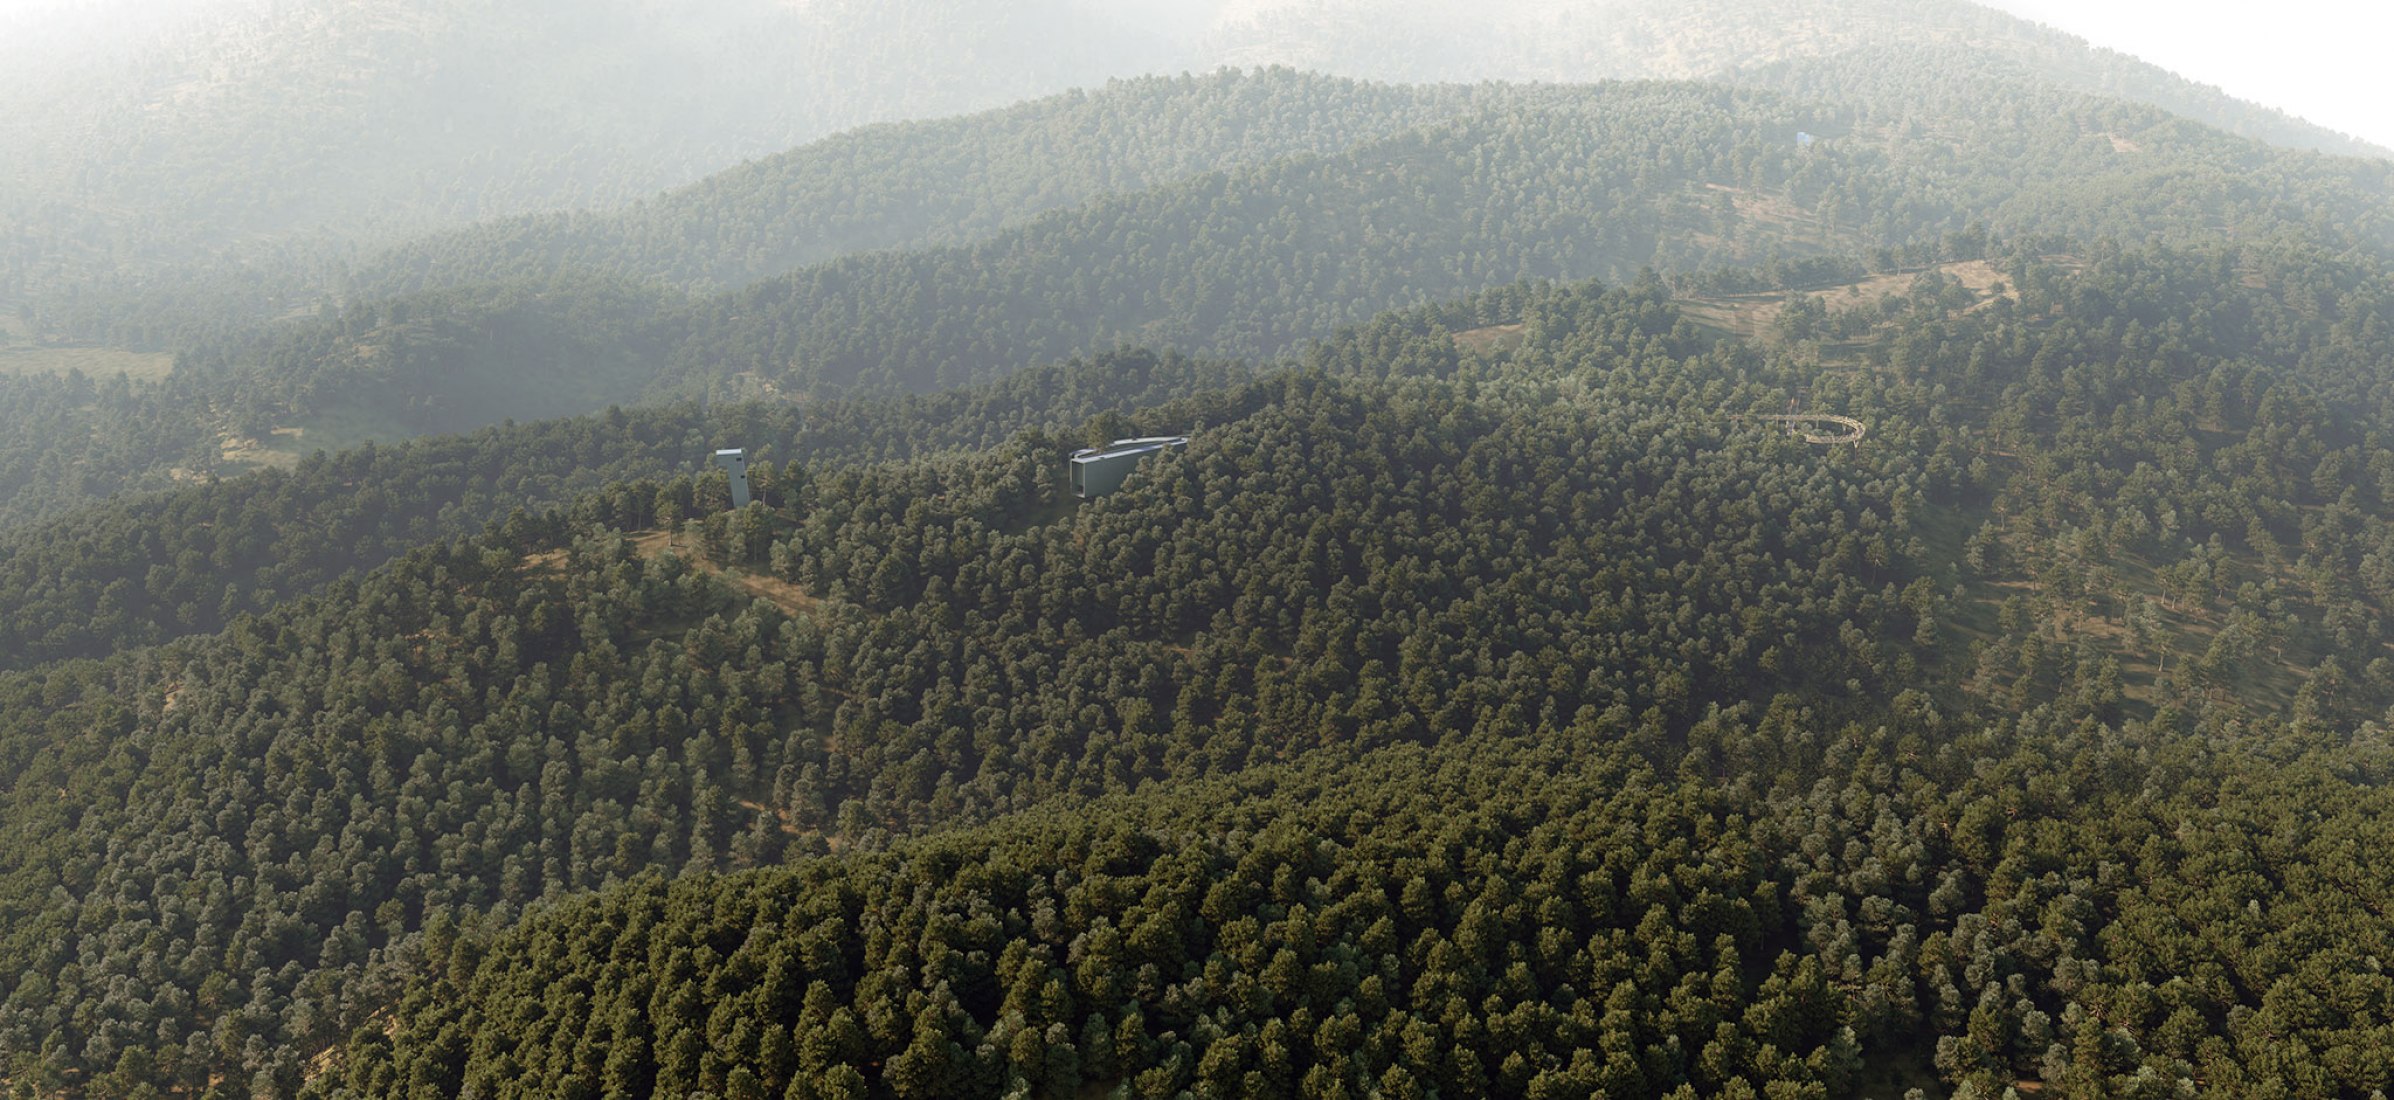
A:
22,243,2394,1094
327,753,1861,1100
307,249,2394,1098
0,369,221,531
11,139,2394,1096
311,710,2394,1100
0,348,1244,667
0,279,1948,1093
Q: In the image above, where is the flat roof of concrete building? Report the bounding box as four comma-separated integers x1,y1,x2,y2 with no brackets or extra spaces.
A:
1070,436,1188,462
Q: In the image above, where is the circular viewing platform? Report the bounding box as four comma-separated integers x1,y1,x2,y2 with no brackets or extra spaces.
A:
1747,414,1866,445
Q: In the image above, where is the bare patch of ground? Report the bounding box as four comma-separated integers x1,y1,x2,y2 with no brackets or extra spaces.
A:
1453,322,1526,355
218,426,307,472
1678,259,2017,345
217,407,407,475
629,529,826,616
1748,413,1866,445
1701,182,1816,230
733,798,847,851
1669,182,1865,261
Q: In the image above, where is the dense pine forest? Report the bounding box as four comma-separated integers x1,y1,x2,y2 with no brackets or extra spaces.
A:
0,349,1244,668
6,4,2394,1097
6,240,2394,1096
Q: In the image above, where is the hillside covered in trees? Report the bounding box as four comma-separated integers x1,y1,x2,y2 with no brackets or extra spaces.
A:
5,0,2383,355
337,70,1520,303
7,239,2394,1095
6,6,2394,1097
12,56,2388,538
0,348,1243,668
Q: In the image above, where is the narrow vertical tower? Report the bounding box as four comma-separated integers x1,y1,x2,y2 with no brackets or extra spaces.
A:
714,448,751,510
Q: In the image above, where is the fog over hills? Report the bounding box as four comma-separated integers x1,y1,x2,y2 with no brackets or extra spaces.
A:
0,0,1175,243
1209,0,2389,160
0,0,2376,271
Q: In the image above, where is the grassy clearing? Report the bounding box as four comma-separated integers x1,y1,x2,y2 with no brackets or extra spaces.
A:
1453,322,1527,355
629,528,827,616
219,406,414,473
276,406,413,455
1676,259,2014,347
0,345,176,382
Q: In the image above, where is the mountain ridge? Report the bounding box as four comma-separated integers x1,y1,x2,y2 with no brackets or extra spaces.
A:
2,0,2379,336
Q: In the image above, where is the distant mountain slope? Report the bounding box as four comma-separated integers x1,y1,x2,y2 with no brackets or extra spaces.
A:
0,0,1193,242
21,63,2387,534
0,0,1190,313
661,75,2392,399
3,0,2378,332
314,12,2394,321
344,69,1527,301
1207,0,2391,160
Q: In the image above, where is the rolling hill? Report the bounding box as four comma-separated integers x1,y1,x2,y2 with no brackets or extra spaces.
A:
7,55,2388,538
4,0,2383,346
1206,0,2389,159
10,242,2394,1095
4,14,2394,1097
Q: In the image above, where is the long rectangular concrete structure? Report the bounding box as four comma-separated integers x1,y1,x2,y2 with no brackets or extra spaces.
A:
1069,436,1187,498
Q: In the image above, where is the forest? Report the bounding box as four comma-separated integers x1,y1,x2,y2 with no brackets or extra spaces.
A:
10,55,2389,540
3,240,2394,1096
0,348,1244,668
5,7,2394,1096
5,0,2377,337
338,70,1519,302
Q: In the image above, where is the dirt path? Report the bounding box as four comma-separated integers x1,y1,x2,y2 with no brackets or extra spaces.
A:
629,530,825,615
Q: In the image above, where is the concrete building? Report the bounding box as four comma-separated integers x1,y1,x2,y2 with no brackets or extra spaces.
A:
714,448,752,509
1069,436,1187,499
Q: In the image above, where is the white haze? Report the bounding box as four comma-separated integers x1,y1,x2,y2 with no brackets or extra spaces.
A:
0,0,2384,165
0,0,247,68
0,0,2384,152
1985,0,2394,151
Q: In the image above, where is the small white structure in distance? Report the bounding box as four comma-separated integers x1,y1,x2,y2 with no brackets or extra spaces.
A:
1070,436,1188,499
714,448,752,509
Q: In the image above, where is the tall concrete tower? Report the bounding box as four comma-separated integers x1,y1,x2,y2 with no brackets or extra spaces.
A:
714,448,751,510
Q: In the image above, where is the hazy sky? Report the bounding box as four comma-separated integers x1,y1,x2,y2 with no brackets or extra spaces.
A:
1984,0,2394,150
1,0,2387,152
